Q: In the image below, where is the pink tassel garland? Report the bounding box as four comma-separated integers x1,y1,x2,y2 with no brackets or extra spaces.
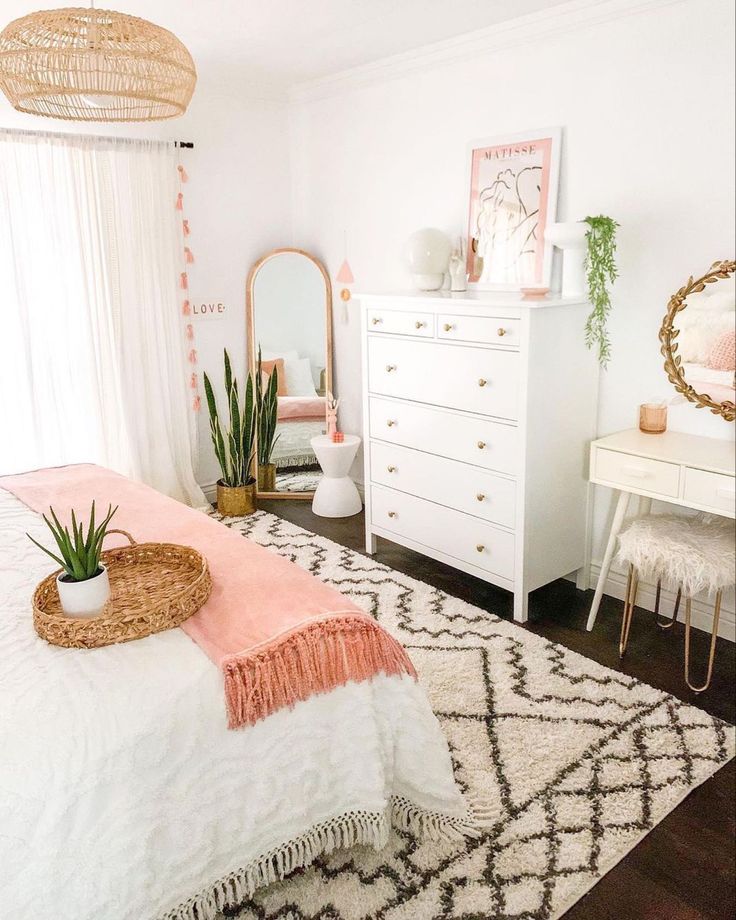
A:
188,348,198,364
182,219,190,237
184,247,194,264
192,395,201,411
175,193,184,211
182,300,191,315
177,164,189,182
186,323,194,340
190,372,198,389
180,272,188,290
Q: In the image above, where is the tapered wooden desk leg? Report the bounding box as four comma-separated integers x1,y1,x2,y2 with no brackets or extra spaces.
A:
587,490,631,631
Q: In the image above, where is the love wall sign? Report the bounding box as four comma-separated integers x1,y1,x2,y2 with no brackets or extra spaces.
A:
192,300,226,321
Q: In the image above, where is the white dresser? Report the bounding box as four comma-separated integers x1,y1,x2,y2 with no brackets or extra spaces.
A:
359,291,599,622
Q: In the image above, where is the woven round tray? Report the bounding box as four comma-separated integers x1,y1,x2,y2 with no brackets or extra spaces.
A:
33,530,212,649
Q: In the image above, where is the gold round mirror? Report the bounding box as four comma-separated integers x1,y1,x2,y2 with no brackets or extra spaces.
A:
659,259,735,422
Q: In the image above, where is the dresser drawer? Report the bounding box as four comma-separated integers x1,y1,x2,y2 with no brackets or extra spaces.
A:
371,485,515,580
369,397,518,475
366,308,434,337
594,448,680,497
368,337,520,421
370,441,516,528
683,468,736,515
438,314,521,347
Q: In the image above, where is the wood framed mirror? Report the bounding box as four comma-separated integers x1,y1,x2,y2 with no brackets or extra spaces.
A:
659,259,735,422
246,248,333,499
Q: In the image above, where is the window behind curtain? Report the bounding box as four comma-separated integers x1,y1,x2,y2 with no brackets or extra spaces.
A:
0,130,205,507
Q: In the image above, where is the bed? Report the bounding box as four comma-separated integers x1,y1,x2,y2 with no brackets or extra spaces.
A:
0,468,473,920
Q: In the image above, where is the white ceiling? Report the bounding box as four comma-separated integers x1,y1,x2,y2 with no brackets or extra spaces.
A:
2,1,575,92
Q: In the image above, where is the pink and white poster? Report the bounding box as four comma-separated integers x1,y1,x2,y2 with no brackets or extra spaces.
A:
466,128,561,289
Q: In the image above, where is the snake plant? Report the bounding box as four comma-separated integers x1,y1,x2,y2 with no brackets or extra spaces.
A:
203,348,257,487
255,346,280,466
27,501,117,581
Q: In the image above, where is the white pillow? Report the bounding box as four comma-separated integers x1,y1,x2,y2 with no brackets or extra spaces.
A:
284,357,317,396
677,311,734,363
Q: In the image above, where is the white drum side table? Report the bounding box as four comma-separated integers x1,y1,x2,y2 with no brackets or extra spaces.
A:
311,435,362,518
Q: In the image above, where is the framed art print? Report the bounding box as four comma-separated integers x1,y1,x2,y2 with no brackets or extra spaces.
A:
466,127,561,290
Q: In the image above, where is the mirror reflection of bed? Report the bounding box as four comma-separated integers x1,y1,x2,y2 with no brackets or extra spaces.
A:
247,249,332,497
674,275,735,408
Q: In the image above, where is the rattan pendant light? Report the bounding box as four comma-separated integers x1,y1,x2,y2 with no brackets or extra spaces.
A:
0,3,196,122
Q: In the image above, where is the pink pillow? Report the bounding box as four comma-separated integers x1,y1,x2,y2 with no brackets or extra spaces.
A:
705,330,735,371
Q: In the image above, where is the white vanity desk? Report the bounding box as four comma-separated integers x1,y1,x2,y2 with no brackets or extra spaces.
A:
587,428,736,630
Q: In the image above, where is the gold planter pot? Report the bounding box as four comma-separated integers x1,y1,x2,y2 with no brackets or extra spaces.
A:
258,463,276,492
216,480,257,517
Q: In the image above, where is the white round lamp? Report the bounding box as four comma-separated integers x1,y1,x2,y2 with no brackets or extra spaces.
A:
404,228,451,291
544,221,588,297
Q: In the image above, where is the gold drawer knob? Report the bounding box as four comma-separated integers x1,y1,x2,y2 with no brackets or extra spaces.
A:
478,378,487,387
477,441,486,449
386,419,397,427
371,317,382,325
387,465,397,473
443,323,454,332
386,364,397,372
476,493,485,502
415,320,426,329
388,511,397,518
476,544,485,553
497,327,506,337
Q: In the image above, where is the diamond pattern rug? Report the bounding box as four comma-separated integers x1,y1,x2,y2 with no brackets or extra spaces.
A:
212,510,734,920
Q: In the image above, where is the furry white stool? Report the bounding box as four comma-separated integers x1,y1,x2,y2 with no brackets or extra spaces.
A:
616,513,735,692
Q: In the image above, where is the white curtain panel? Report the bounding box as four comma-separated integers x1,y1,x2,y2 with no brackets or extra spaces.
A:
0,129,206,507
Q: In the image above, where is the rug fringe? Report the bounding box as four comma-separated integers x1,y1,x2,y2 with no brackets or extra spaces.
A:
159,797,477,920
223,616,417,729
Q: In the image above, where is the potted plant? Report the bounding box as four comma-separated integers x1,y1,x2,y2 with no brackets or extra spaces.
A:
545,215,619,365
203,348,257,516
255,347,280,492
27,501,118,618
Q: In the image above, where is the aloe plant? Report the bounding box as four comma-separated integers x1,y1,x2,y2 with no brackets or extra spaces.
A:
255,346,280,466
203,348,257,487
27,501,117,582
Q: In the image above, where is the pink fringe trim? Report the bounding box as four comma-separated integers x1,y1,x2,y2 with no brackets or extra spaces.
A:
223,616,417,729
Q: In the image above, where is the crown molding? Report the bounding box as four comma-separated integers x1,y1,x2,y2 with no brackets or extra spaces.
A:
289,0,685,104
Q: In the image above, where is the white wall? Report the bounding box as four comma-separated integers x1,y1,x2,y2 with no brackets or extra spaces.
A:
288,0,735,574
0,73,292,488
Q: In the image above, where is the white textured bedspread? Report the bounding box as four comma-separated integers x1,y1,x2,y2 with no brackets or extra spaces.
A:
0,490,470,920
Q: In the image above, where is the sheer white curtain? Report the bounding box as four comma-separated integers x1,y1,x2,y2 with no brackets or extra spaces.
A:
0,129,206,507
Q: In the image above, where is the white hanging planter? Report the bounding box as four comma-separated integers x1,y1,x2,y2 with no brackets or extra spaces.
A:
56,565,110,618
545,221,588,297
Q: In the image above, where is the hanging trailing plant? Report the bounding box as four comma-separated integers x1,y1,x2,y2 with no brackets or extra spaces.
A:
583,215,619,366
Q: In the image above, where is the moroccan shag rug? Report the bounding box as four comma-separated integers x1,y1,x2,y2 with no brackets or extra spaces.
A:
212,510,735,920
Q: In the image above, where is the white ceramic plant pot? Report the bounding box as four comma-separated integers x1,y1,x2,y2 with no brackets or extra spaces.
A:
545,221,588,297
56,565,110,618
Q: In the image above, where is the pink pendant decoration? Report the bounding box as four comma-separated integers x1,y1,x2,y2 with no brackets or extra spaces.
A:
188,348,197,364
182,219,190,237
182,299,191,315
175,192,183,211
177,164,189,183
192,395,201,411
180,272,188,290
184,246,194,264
336,259,354,284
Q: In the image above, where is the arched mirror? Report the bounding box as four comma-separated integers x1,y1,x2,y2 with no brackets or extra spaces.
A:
660,259,735,422
246,248,333,498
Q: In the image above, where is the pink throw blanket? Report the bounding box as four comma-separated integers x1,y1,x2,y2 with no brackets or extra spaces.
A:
1,464,416,728
277,395,326,421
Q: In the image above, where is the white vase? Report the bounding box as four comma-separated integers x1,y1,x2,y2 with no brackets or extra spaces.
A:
404,228,451,291
56,565,110,618
545,221,588,297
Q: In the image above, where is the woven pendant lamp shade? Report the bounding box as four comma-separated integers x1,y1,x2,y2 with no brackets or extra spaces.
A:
0,7,196,122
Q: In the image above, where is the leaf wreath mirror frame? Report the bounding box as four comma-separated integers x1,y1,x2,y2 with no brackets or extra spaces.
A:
659,259,736,422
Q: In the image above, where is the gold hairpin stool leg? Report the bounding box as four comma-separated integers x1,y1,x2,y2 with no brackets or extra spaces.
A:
684,591,722,693
619,565,639,658
655,581,681,630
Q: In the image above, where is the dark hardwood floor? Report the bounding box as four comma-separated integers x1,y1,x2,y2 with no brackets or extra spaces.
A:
259,498,736,920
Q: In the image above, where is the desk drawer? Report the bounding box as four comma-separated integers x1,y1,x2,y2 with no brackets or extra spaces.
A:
371,485,515,580
370,441,516,528
368,337,520,420
366,308,434,337
595,448,680,497
683,468,736,515
368,397,518,475
438,314,521,347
